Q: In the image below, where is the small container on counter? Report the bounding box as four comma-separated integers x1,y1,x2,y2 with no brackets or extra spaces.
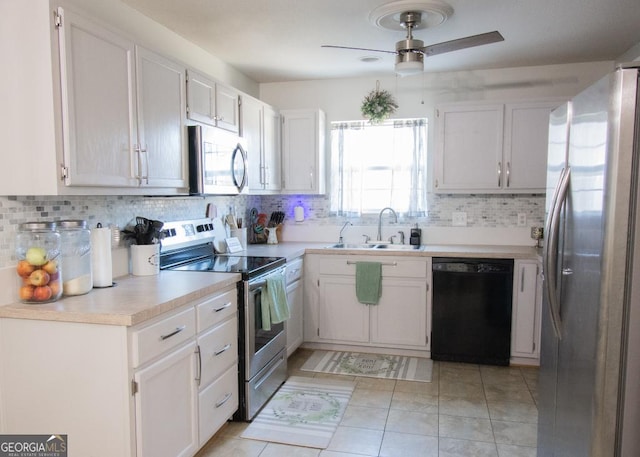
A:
15,221,62,304
58,219,93,296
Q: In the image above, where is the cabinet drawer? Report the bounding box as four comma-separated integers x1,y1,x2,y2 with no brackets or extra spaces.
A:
198,365,239,446
196,287,238,332
286,257,304,284
319,257,427,279
131,307,196,368
198,317,238,387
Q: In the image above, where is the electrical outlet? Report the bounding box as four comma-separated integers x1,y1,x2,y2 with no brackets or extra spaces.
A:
517,213,527,227
452,211,467,227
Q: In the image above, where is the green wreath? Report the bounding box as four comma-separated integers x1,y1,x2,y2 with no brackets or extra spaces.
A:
361,81,398,124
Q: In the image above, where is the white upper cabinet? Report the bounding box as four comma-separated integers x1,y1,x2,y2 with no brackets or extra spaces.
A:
434,101,561,193
57,7,138,188
503,102,558,191
135,47,188,189
186,69,240,134
242,96,281,193
281,109,326,194
434,104,504,192
56,7,188,193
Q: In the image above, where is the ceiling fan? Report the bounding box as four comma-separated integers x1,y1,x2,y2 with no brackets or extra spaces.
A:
322,11,504,76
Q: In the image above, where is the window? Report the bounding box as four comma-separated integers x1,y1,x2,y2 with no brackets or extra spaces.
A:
330,118,427,216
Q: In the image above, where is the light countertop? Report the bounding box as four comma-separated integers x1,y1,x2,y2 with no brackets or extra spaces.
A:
0,242,539,326
0,270,240,326
247,242,540,260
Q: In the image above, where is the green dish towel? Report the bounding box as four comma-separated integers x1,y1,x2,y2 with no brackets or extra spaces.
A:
260,271,290,331
355,261,382,305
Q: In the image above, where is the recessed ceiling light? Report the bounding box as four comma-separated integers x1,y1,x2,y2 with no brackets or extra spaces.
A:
360,56,381,63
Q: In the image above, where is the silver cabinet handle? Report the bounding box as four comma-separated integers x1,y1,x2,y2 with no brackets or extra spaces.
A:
214,343,232,356
213,302,232,313
498,162,502,187
562,268,573,275
159,325,186,341
506,161,511,187
215,392,232,408
347,260,397,266
195,346,202,386
520,266,525,293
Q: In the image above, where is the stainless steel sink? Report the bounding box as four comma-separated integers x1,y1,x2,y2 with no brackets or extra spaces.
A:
373,244,424,251
325,243,423,251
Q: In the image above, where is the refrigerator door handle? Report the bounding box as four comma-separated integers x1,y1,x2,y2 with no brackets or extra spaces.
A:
544,166,571,340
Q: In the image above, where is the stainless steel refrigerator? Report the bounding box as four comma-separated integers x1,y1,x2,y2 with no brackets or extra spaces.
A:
539,63,640,456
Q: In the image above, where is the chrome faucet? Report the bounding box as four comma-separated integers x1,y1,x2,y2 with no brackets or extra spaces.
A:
377,207,398,241
338,221,352,243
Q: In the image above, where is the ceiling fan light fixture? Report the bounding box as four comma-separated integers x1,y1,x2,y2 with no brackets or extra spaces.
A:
395,51,424,76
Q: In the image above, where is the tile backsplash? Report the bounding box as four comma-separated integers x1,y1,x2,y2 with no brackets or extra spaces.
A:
259,193,545,228
0,192,544,268
0,195,258,268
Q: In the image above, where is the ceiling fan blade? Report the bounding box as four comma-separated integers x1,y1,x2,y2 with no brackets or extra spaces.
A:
420,31,504,57
321,44,396,55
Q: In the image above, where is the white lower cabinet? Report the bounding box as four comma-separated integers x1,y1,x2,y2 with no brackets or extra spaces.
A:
306,255,430,351
198,365,238,446
285,257,305,356
511,259,542,363
318,275,369,343
134,341,199,457
0,284,238,457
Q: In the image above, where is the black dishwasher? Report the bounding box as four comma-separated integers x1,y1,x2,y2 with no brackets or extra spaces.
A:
431,258,513,366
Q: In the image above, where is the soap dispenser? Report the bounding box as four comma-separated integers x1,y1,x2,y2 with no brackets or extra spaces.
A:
410,223,422,246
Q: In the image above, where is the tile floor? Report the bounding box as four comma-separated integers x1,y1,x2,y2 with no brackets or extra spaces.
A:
196,349,539,457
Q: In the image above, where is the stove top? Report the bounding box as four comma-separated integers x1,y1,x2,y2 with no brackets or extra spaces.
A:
158,218,285,279
170,255,285,279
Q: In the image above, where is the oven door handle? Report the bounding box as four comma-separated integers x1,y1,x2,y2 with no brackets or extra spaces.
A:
250,269,285,290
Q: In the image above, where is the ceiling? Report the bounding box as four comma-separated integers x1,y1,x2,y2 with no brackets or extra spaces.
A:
121,0,640,84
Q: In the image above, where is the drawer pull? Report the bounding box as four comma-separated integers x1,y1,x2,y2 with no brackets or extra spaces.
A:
213,302,232,312
214,343,232,356
159,325,186,341
346,260,397,266
215,392,233,408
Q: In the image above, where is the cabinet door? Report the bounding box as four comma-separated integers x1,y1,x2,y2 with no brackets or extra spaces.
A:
281,109,325,194
136,46,188,189
57,7,138,187
318,275,369,343
511,261,541,359
263,105,282,191
285,279,304,356
186,69,215,125
134,341,198,457
215,84,240,134
370,279,428,348
504,102,557,191
241,96,265,191
434,104,504,192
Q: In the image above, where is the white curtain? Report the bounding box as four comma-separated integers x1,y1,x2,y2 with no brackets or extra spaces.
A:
330,119,427,217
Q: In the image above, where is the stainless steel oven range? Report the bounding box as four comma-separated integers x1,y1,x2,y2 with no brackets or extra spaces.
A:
159,218,287,421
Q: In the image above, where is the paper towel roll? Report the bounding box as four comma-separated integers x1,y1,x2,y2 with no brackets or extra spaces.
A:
91,226,113,287
294,206,305,222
